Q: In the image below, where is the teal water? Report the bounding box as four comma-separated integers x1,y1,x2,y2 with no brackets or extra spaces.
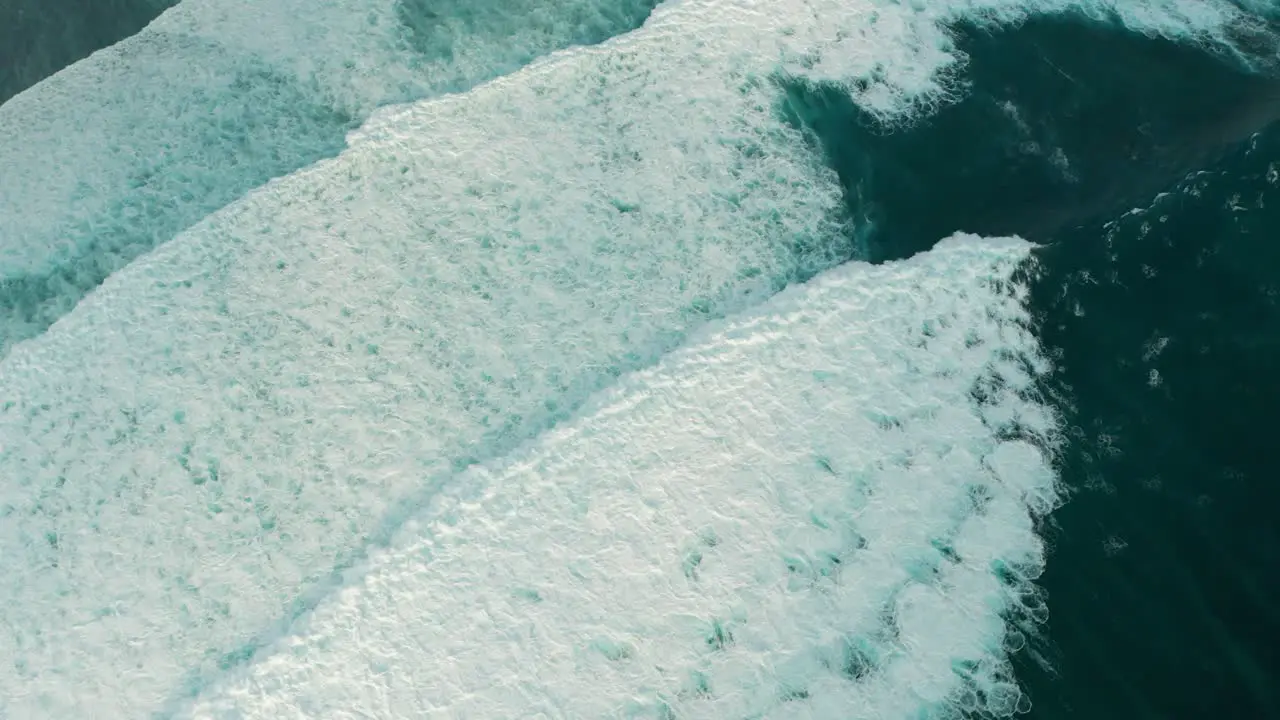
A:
1022,94,1280,720
786,12,1280,717
0,0,178,104
3,3,1279,718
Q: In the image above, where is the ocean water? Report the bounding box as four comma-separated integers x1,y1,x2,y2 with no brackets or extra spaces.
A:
782,14,1280,717
0,0,663,356
0,1,1276,719
0,0,179,105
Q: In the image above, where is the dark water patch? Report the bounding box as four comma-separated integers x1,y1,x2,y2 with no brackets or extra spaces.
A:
0,0,179,107
778,11,1280,718
778,13,1280,263
1014,111,1280,720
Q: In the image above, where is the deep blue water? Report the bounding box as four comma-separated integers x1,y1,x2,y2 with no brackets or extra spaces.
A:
786,13,1280,718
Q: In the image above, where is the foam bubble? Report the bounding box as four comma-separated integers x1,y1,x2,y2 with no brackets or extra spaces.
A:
176,236,1058,719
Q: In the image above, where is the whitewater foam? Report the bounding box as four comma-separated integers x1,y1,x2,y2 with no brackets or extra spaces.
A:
0,0,661,356
0,0,1259,357
0,0,1260,716
177,236,1058,719
2,1,851,712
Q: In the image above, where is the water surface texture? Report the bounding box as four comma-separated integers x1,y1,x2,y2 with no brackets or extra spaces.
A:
0,0,663,357
785,12,1280,718
1,1,1276,718
0,0,178,104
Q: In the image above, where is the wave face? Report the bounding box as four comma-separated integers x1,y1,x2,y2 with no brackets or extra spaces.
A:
0,0,662,357
177,236,1058,719
0,0,1268,718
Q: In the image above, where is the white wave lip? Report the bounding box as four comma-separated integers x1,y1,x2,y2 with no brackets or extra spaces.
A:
181,236,1059,719
0,0,1255,716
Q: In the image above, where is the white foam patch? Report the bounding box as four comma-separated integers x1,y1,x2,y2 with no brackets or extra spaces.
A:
763,0,1263,121
0,4,852,714
176,236,1058,720
0,0,1250,717
0,0,391,280
0,0,659,355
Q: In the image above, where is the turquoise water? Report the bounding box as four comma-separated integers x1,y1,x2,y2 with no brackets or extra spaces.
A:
0,0,178,104
1,2,1277,718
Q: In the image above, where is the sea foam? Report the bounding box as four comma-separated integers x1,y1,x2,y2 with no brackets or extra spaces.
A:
178,235,1059,719
0,0,661,355
0,0,1257,716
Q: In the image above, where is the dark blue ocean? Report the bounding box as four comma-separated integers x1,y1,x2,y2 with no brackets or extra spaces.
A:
782,12,1280,718
1,1,1277,718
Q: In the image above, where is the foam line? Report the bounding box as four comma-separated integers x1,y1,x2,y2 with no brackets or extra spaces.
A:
0,0,179,104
